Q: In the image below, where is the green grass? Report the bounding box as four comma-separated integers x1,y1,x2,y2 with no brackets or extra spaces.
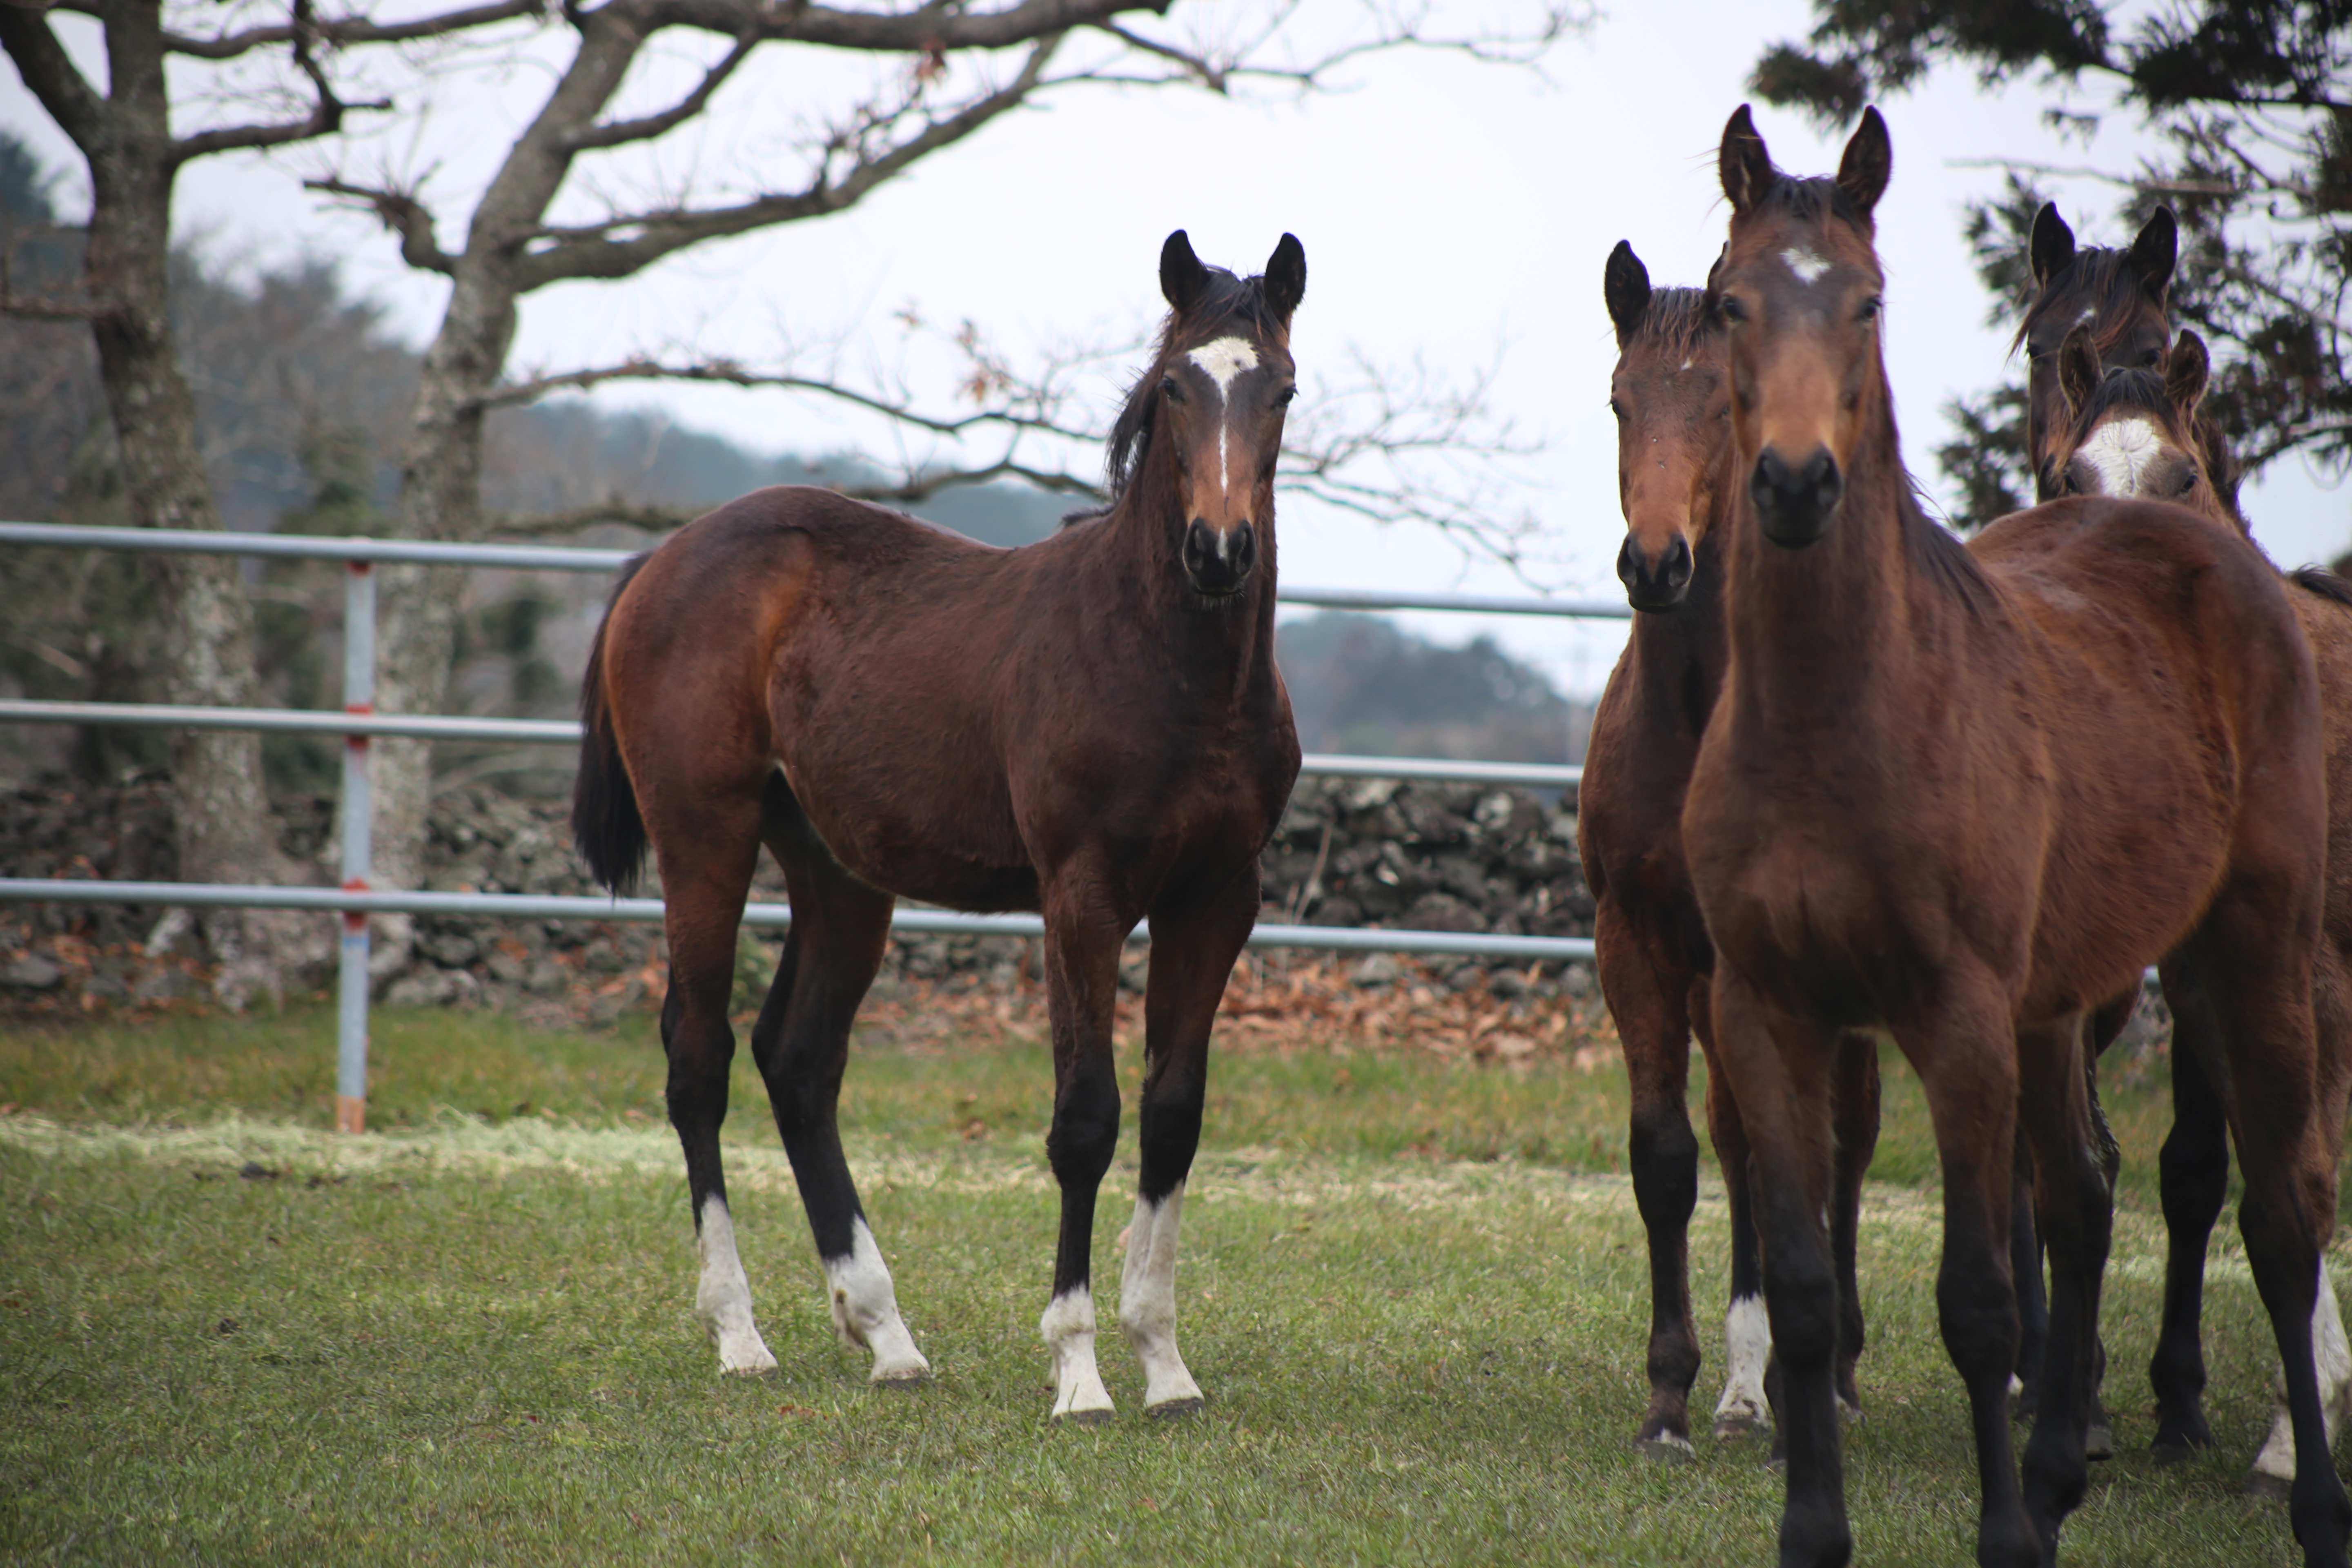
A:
0,1004,2331,1565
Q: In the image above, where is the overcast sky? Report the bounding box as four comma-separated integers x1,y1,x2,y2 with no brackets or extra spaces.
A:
7,0,2345,704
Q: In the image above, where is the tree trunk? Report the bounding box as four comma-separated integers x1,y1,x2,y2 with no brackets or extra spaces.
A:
13,0,325,1005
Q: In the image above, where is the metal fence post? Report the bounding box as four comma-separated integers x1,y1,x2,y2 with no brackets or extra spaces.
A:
337,561,375,1134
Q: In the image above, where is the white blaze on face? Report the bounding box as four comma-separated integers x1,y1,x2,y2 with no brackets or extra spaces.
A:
2252,1261,2352,1483
2074,416,2165,497
1120,1185,1204,1412
1188,336,1260,499
1714,1292,1773,1431
695,1194,777,1376
823,1216,930,1382
1780,247,1832,286
1040,1284,1115,1421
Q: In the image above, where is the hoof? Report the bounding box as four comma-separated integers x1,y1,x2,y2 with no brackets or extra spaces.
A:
1146,1396,1205,1421
2085,1418,2114,1462
1838,1398,1863,1428
1713,1412,1770,1442
719,1361,777,1380
2245,1468,2294,1501
874,1366,931,1389
1056,1407,1115,1429
1634,1433,1695,1464
2150,1440,2200,1467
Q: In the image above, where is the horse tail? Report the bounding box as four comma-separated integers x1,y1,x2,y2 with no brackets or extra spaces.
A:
572,555,652,895
2291,563,2352,611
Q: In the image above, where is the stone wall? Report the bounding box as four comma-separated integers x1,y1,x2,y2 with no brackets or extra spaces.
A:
1,774,1596,1016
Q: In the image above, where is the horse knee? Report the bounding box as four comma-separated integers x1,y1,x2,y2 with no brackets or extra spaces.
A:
1049,1063,1121,1188
1766,1253,1840,1370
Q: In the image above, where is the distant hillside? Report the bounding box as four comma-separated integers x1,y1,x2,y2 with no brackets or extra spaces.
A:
1276,612,1591,765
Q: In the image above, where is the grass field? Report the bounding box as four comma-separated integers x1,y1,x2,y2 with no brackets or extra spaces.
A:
0,1001,2332,1564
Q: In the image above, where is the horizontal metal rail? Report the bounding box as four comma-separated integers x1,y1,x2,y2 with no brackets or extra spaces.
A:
0,699,1583,791
0,879,1596,963
0,521,1632,621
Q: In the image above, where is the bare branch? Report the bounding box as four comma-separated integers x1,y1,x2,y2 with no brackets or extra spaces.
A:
846,459,1102,503
486,499,690,535
0,4,108,152
1943,156,2240,198
163,0,545,59
512,33,1062,291
561,28,759,151
467,353,1101,445
304,177,458,274
170,0,392,166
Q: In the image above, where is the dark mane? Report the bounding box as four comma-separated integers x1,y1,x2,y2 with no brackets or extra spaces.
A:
1631,285,1716,361
2294,564,2352,608
2013,245,2156,360
1104,266,1283,499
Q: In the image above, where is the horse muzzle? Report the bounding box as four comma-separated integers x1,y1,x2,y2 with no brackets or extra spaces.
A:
1617,533,1694,612
1183,517,1257,596
1749,446,1842,548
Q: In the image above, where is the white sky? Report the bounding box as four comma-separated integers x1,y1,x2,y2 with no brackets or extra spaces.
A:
6,0,2345,704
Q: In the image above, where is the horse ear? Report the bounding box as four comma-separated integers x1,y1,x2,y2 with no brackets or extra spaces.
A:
2029,203,2076,288
1161,229,1208,314
1263,232,1306,323
2166,330,2209,417
1604,241,1651,347
1719,104,1776,216
2057,323,2100,419
2129,206,2178,302
1835,106,1891,220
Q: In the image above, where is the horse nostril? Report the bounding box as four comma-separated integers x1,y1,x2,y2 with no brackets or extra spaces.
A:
1751,446,1841,546
1664,535,1693,589
1183,517,1254,592
1617,535,1643,591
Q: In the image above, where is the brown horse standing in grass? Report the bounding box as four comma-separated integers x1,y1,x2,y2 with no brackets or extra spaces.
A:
1683,104,2347,1567
572,231,1305,1422
1583,241,1880,1459
2044,323,2352,1490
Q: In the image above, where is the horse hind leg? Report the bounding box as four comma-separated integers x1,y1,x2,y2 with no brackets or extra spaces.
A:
1596,905,1704,1458
755,782,927,1384
647,802,776,1376
1693,976,1768,1443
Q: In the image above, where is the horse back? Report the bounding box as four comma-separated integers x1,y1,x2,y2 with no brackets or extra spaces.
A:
1973,496,2326,1013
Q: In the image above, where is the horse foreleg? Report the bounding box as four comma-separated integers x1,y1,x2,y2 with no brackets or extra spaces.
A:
1828,1031,1881,1423
1122,871,1255,1417
1039,902,1127,1424
1707,967,1851,1568
2149,959,2229,1461
1597,901,1704,1457
2017,1017,2114,1558
756,811,927,1384
1902,980,2037,1568
2188,892,2352,1566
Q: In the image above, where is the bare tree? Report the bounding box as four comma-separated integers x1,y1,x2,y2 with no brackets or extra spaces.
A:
299,0,1582,938
0,0,526,1002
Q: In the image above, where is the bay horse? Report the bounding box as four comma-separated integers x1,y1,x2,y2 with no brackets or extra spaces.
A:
571,231,1306,1422
1584,241,1880,1459
2045,322,2352,1490
1683,104,2348,1567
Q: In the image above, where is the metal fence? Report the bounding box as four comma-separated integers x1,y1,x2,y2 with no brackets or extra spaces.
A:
0,520,1618,1131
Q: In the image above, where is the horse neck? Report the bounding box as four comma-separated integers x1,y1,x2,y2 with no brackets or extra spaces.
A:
1624,525,1730,733
1721,396,1942,734
1100,470,1281,706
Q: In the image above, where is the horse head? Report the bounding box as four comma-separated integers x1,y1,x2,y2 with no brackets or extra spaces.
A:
2049,327,2236,528
1604,241,1730,610
1109,230,1304,600
1711,104,1891,548
2019,203,2177,501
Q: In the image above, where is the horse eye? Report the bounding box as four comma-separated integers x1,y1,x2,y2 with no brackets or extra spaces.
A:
1161,376,1184,403
2144,349,2164,368
1608,397,1625,420
2176,468,2199,496
1715,294,1747,325
1858,296,1882,323
1274,385,1297,409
